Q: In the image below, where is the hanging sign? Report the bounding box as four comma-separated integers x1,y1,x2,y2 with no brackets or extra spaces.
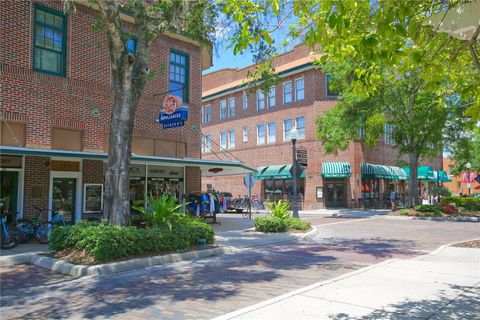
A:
157,95,188,129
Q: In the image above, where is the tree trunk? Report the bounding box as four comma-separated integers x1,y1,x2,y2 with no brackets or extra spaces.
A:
407,151,420,208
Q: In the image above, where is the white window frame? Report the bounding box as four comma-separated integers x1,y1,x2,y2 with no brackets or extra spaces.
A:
384,124,395,145
243,93,248,110
283,119,293,141
228,130,235,149
256,90,265,111
296,116,305,139
228,97,235,118
267,122,276,144
295,77,304,101
220,131,227,150
220,100,227,120
202,105,212,124
283,81,292,104
243,127,248,143
257,124,266,145
202,134,212,153
268,85,276,108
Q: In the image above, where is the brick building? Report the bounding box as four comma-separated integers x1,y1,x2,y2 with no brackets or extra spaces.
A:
201,45,443,209
443,158,479,195
0,0,251,222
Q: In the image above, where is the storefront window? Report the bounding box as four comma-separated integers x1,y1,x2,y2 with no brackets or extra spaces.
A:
147,165,184,203
265,180,274,201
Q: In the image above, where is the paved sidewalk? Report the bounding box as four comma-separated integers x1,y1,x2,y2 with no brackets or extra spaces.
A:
213,246,480,320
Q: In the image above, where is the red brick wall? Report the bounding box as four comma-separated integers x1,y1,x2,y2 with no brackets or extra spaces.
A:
82,160,104,185
23,156,50,219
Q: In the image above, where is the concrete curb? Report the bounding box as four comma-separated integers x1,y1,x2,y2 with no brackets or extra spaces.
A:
0,246,239,277
413,216,480,222
294,226,319,241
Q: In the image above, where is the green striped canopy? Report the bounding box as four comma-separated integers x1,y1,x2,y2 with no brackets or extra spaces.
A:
404,166,436,181
255,164,306,180
438,170,452,182
321,162,351,178
361,163,407,180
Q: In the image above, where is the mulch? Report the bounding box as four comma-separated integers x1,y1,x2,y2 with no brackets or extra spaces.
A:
451,240,480,248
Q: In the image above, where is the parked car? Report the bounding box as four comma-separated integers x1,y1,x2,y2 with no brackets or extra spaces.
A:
219,192,234,210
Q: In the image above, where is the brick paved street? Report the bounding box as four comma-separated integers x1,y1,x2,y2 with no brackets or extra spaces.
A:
1,216,479,319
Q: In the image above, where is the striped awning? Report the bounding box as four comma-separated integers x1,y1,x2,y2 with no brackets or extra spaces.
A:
255,164,305,180
361,163,407,180
321,162,351,178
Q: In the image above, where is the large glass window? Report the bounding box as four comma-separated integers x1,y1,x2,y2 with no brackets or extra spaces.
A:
228,130,235,149
283,81,292,104
257,124,266,145
243,93,248,109
295,78,304,101
243,127,248,142
202,105,212,124
256,91,265,110
268,85,276,108
169,50,189,102
33,5,66,76
283,119,293,141
202,135,212,153
267,122,276,144
219,100,227,120
296,116,305,139
220,131,227,150
228,97,235,118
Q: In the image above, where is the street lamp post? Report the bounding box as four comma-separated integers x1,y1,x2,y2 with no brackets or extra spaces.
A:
290,127,299,219
466,162,472,195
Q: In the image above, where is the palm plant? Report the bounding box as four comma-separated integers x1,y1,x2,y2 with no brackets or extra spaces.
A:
132,194,183,230
268,200,291,220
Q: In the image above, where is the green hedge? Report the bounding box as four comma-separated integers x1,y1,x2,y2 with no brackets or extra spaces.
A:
254,217,311,233
414,205,443,213
441,196,480,212
49,219,214,263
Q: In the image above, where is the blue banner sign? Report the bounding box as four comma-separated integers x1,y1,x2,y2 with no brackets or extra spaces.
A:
158,107,188,129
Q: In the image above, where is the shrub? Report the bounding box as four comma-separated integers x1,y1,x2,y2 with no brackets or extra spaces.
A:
399,209,410,216
132,195,185,230
268,200,292,220
254,217,288,233
415,205,443,213
49,218,214,263
441,196,480,212
443,203,458,215
285,218,311,231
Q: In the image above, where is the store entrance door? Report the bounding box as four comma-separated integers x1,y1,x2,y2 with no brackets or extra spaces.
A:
325,180,347,207
0,171,18,221
51,178,76,224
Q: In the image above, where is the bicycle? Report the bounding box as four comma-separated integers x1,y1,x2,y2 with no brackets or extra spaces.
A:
16,207,67,244
240,196,264,219
1,213,19,249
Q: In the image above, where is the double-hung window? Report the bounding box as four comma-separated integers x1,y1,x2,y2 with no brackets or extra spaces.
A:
257,124,266,145
296,116,305,139
202,135,212,153
228,130,235,149
220,131,227,150
169,50,189,102
256,91,265,110
202,105,212,124
228,97,235,118
33,5,66,76
283,119,293,141
267,122,276,144
243,127,248,142
384,124,395,145
219,100,227,120
268,86,276,108
283,81,292,104
243,93,248,110
295,78,304,101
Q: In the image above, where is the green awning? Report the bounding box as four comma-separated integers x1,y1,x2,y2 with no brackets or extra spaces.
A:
438,170,452,182
255,164,305,180
404,166,436,181
388,166,408,180
361,163,394,179
321,162,351,178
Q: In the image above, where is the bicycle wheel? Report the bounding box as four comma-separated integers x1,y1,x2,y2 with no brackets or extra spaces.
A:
15,219,33,243
1,225,19,249
35,222,53,244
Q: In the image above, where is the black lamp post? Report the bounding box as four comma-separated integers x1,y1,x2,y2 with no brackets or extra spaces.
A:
290,127,299,218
